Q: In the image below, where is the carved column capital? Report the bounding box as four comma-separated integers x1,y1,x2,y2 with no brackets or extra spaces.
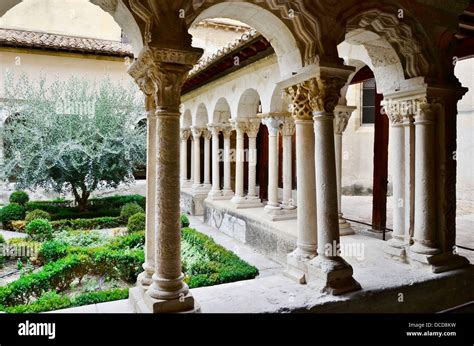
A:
221,126,233,139
307,76,347,115
202,128,212,140
128,46,203,112
191,126,203,139
281,117,296,137
262,116,282,136
382,100,404,126
207,124,222,137
246,119,261,138
231,120,247,136
415,100,438,124
334,106,355,134
180,128,191,141
286,83,313,121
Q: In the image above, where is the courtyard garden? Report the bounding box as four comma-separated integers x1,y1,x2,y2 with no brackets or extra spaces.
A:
0,192,259,313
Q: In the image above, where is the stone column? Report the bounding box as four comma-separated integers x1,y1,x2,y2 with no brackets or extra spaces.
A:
191,127,203,191
202,129,212,189
383,101,406,254
334,106,355,236
231,120,247,204
128,44,203,313
281,116,296,210
285,84,317,283
180,128,191,187
137,96,157,290
190,138,194,182
208,125,222,199
410,101,441,256
403,109,415,246
0,112,6,206
246,118,262,206
306,73,360,295
263,116,282,212
222,126,233,198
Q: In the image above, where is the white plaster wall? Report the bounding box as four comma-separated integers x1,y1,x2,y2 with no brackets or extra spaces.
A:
455,58,474,201
341,84,376,194
0,0,121,41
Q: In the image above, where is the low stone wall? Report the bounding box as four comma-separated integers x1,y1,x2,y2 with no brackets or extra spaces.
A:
180,189,207,216
203,201,296,264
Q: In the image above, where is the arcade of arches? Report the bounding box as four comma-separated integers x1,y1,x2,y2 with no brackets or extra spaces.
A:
2,0,472,313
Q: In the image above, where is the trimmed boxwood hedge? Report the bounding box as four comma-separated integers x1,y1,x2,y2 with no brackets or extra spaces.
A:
9,216,124,233
0,227,258,313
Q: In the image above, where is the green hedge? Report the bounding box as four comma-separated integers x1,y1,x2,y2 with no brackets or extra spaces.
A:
3,288,129,313
9,216,125,233
0,227,258,312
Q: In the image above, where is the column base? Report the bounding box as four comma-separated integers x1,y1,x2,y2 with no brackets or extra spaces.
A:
191,184,211,195
264,205,297,221
307,256,362,295
181,180,193,188
410,240,441,256
339,218,354,236
408,250,469,273
136,271,153,290
221,189,234,199
129,287,200,313
383,243,407,261
232,196,264,209
281,203,297,210
284,248,317,284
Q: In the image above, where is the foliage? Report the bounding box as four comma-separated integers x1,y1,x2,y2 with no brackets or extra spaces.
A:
0,227,258,312
181,228,259,288
25,209,51,224
180,214,190,228
3,74,146,211
25,219,53,242
51,216,123,231
0,234,4,243
2,288,129,313
127,213,145,233
0,204,26,228
120,203,144,221
9,191,29,206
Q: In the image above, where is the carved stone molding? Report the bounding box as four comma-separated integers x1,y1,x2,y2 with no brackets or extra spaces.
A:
281,117,296,137
128,46,203,111
202,128,212,140
180,129,191,141
334,106,355,134
307,76,347,114
246,119,261,138
262,117,282,136
286,83,313,121
191,126,204,139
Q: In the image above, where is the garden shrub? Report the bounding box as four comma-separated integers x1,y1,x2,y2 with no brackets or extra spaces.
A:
0,234,4,243
25,209,51,224
120,203,144,221
0,204,26,229
127,213,146,233
9,191,29,206
2,288,129,313
38,240,70,262
180,214,190,228
50,216,123,231
25,219,53,242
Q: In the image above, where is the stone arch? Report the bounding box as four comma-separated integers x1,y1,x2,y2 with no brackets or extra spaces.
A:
181,109,192,128
189,1,303,78
340,8,435,83
0,0,144,57
236,88,261,120
194,103,209,127
212,98,232,124
338,59,370,104
269,84,290,114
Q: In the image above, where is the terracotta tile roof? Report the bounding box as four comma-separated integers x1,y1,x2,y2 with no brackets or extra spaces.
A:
0,28,133,57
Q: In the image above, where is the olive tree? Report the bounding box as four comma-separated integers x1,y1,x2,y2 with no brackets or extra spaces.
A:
3,74,146,211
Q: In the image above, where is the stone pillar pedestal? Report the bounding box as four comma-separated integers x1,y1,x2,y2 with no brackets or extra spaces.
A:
334,106,355,236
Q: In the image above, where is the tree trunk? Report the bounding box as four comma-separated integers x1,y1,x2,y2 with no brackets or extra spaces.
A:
72,185,90,212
